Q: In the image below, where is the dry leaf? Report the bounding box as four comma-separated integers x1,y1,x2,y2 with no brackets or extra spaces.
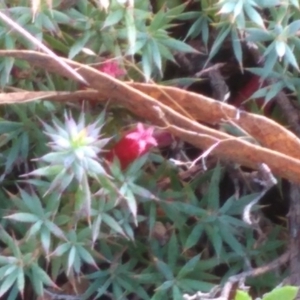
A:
1,50,300,184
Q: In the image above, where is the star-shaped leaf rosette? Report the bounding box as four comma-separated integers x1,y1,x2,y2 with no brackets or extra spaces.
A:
23,110,110,220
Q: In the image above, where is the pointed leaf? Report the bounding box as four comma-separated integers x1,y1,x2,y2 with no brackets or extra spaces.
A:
44,220,66,240
177,254,201,278
69,32,92,59
16,267,25,294
102,9,124,28
209,26,231,61
27,220,43,238
5,213,39,223
167,233,178,270
40,227,51,255
124,188,137,223
67,246,76,274
206,164,221,209
102,213,126,236
0,270,18,297
31,263,57,287
51,243,71,257
77,246,97,267
160,38,198,53
245,4,265,28
185,223,204,249
155,259,174,280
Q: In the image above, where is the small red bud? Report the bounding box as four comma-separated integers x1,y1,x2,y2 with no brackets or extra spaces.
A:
106,123,157,170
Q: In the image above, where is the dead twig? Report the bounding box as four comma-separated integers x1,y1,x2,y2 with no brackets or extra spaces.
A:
243,163,277,225
0,10,87,85
183,249,292,300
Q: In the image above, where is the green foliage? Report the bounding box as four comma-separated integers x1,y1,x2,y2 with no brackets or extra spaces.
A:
0,104,287,299
235,286,299,300
0,106,281,299
210,0,300,102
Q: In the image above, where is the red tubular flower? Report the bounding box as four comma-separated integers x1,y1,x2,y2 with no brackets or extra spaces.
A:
78,60,125,91
106,123,157,170
98,60,126,78
230,75,274,115
231,75,262,106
